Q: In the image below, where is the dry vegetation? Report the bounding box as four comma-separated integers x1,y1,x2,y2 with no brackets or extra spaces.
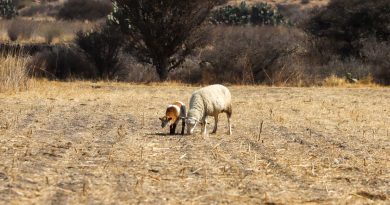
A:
0,52,31,92
0,19,97,44
0,81,388,204
0,0,328,44
230,0,330,7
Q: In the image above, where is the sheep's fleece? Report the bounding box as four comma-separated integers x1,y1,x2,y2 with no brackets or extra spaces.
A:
187,84,232,135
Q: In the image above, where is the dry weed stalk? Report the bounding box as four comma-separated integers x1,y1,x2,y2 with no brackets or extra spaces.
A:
257,120,264,141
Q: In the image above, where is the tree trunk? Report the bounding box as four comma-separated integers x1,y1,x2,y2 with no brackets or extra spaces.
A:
156,59,169,81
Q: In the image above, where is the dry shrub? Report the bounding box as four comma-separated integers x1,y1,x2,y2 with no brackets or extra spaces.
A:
305,0,390,57
304,57,371,83
359,74,376,85
57,0,112,21
169,56,203,83
119,56,159,82
7,19,36,41
75,24,124,79
301,0,310,4
361,39,390,85
34,20,95,43
19,3,61,17
303,37,388,85
0,52,30,92
322,74,347,86
300,0,390,85
28,46,97,80
1,19,94,44
322,74,377,87
42,26,62,44
276,4,311,24
200,26,305,85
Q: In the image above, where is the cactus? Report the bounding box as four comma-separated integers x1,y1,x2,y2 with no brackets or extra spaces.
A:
210,1,287,26
0,0,17,19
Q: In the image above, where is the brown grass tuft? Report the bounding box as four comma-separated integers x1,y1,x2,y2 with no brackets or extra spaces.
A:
322,74,379,87
322,75,347,87
0,52,31,92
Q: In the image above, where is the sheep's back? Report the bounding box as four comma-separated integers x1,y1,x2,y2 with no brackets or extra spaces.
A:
197,85,231,115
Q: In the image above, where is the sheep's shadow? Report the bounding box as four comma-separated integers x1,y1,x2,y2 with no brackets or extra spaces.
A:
146,132,186,137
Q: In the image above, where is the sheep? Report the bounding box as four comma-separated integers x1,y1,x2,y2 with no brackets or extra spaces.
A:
159,101,186,135
186,84,232,135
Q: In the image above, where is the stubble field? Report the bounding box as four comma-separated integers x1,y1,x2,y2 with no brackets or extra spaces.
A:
0,81,389,204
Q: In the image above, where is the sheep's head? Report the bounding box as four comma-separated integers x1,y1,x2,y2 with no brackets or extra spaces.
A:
159,116,171,128
185,117,198,134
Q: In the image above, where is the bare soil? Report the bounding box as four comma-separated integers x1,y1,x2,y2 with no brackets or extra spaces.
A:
0,81,389,204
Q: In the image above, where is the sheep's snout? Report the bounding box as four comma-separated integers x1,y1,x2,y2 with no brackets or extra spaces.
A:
186,118,197,134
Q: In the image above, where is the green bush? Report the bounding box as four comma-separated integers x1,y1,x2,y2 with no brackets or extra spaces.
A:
210,1,287,26
0,0,17,19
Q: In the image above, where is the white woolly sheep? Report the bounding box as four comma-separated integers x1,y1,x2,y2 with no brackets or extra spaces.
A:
186,84,232,135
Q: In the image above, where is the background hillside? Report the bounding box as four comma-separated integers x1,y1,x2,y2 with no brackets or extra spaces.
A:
1,0,389,86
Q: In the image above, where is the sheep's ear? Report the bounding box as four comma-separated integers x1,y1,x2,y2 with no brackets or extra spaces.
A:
159,117,164,121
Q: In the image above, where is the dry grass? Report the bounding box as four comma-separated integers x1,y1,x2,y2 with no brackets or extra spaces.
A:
0,53,31,93
0,19,96,44
0,81,389,204
322,75,379,88
322,75,348,87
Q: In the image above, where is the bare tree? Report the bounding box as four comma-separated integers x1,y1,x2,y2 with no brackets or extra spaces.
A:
110,0,225,81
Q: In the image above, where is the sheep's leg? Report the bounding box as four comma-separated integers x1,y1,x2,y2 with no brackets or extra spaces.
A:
211,114,218,134
201,117,207,136
227,116,232,135
227,107,232,135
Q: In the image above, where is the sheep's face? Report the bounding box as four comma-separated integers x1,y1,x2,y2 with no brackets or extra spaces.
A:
186,117,198,134
159,116,172,128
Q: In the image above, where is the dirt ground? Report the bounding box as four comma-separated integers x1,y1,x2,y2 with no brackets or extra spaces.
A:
0,81,389,204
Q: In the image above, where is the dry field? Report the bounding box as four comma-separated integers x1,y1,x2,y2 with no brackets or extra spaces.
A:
0,81,389,204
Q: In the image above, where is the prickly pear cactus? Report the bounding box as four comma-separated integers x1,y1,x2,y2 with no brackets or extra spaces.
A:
210,1,287,26
0,0,17,19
